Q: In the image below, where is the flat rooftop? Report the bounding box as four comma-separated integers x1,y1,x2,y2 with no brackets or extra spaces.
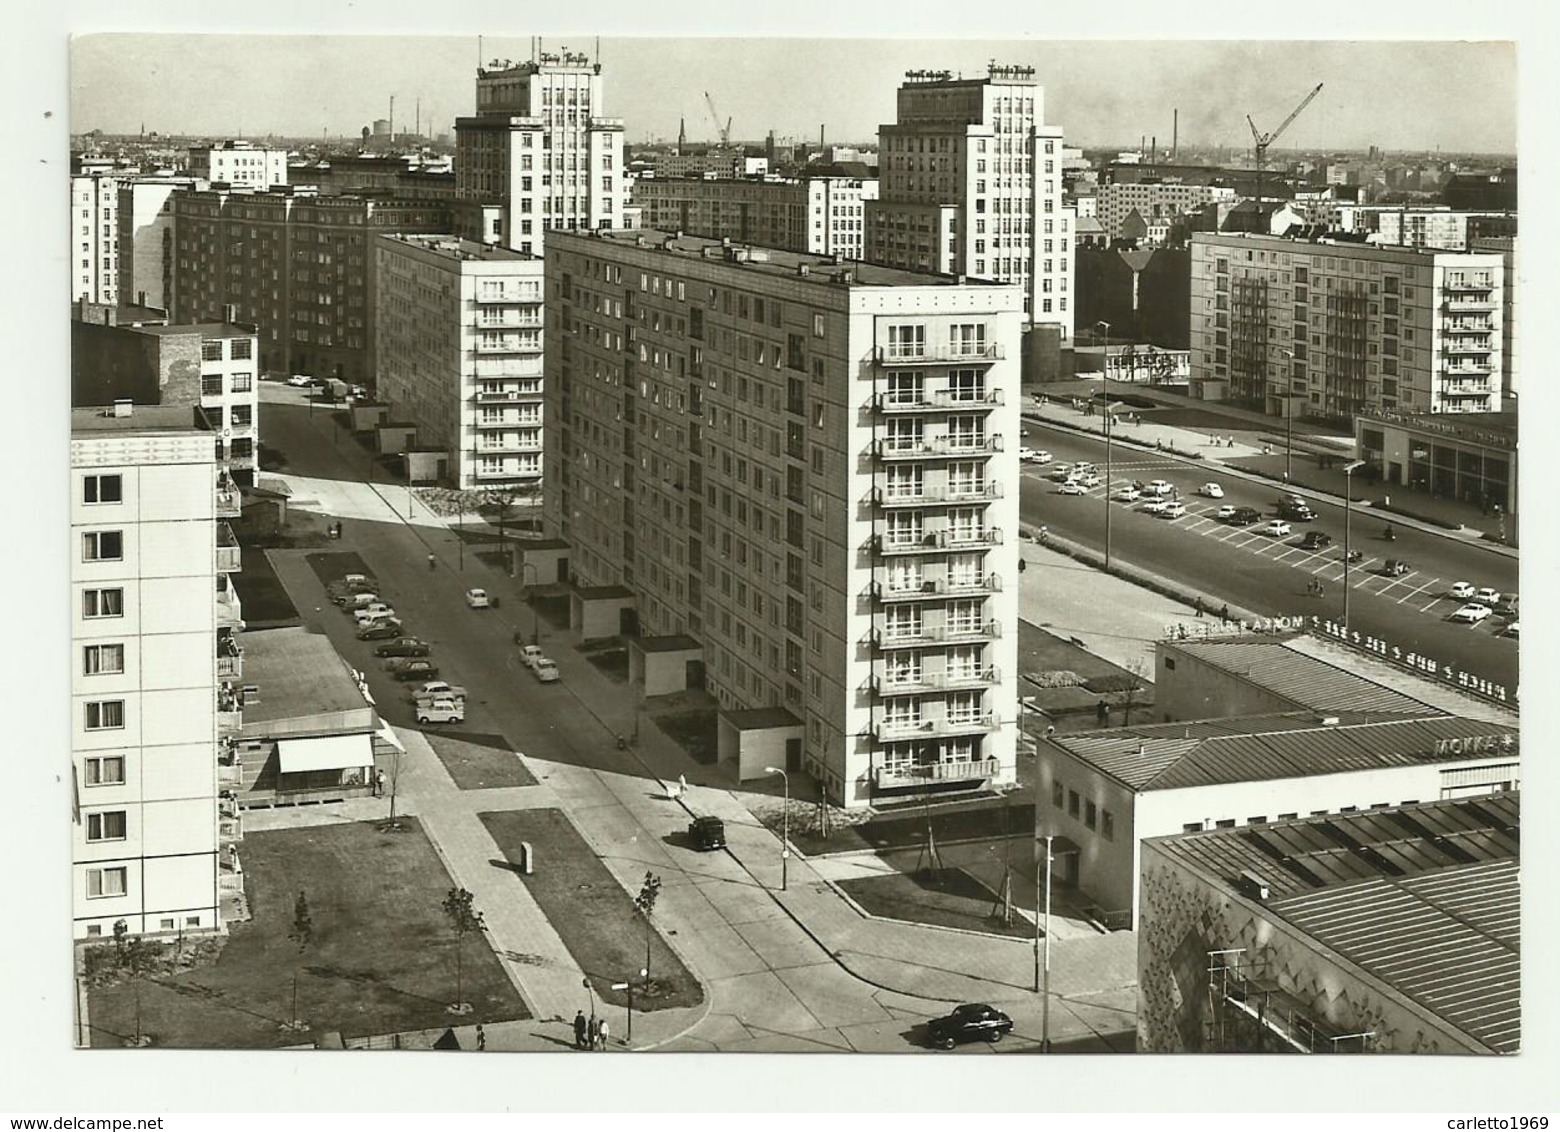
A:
722,707,801,730
1148,793,1520,1053
71,404,205,434
635,633,702,653
134,321,255,340
555,227,1017,290
379,232,537,262
238,626,373,726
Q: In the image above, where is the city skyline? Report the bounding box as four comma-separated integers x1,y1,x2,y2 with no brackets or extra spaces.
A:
71,35,1517,155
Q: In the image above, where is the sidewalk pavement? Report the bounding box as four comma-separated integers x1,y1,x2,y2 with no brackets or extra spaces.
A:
1024,380,1515,555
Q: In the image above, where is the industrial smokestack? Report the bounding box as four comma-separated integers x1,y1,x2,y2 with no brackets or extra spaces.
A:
820,124,825,147
1151,136,1156,164
1173,108,1178,159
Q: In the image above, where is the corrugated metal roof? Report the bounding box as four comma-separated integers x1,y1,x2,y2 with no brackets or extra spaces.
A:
1148,795,1521,1054
1165,638,1445,715
1053,714,1517,791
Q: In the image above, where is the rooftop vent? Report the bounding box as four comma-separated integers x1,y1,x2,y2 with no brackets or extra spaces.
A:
112,399,133,418
796,263,810,277
1317,715,1341,726
1235,870,1271,902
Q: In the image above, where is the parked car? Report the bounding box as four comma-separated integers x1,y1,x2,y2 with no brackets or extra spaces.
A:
1297,531,1333,551
1139,497,1171,514
1049,464,1075,481
464,588,491,609
1158,501,1188,519
1258,520,1292,537
1383,559,1411,577
1448,581,1477,600
1505,620,1519,639
328,572,378,596
411,679,466,703
1058,481,1087,496
531,658,561,683
926,1004,1014,1049
376,637,431,658
356,619,405,641
386,657,440,681
415,697,465,725
353,603,396,625
519,644,547,670
1028,449,1053,465
1145,479,1174,496
1198,482,1224,498
339,591,382,611
1075,472,1102,488
1227,507,1262,526
1018,446,1037,462
687,816,727,851
1492,595,1519,617
1113,486,1142,502
1215,504,1238,520
1278,501,1315,522
1450,602,1492,624
1475,587,1502,606
286,374,314,387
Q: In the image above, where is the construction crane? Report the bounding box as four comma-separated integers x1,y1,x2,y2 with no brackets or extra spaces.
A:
1246,82,1323,213
703,91,732,147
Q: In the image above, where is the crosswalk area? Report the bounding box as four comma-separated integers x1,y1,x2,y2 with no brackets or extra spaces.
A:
1025,464,1510,636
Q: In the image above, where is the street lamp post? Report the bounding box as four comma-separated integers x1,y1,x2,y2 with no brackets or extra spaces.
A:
1279,348,1296,481
1034,833,1054,1052
520,562,540,647
1342,459,1365,630
1103,403,1120,571
1096,321,1111,391
765,766,790,891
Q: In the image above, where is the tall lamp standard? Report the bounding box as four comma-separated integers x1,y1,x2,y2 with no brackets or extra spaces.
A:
764,766,790,891
1034,832,1055,1052
1342,459,1366,630
1279,347,1296,481
1103,403,1121,571
1096,320,1112,398
520,562,540,647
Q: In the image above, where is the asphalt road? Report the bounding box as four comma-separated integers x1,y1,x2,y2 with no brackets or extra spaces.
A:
1019,420,1520,697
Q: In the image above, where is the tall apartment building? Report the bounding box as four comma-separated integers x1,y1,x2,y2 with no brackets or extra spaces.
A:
865,64,1072,338
116,177,203,311
71,169,120,304
72,404,234,939
1470,235,1519,399
188,141,289,189
72,312,262,486
170,186,451,383
1189,233,1504,421
544,229,1024,808
1095,181,1235,243
630,175,879,260
454,50,627,255
375,234,546,489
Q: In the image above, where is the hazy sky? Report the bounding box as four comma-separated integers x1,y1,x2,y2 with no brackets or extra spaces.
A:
70,35,1516,154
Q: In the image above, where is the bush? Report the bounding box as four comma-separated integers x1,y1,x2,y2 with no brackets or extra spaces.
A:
1083,673,1144,694
1029,670,1083,689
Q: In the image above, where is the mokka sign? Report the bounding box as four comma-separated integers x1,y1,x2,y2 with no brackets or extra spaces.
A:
1433,733,1517,758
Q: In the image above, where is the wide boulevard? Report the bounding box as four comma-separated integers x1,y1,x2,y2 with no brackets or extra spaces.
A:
1018,418,1519,698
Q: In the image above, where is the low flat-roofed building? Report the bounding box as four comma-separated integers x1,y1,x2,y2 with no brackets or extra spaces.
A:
1356,408,1517,528
1138,793,1519,1054
228,627,384,808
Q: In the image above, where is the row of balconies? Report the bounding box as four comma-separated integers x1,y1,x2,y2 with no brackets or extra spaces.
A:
473,290,544,305
870,389,1004,413
216,523,241,574
1441,320,1494,335
873,435,1003,460
215,488,241,518
871,666,1001,695
873,757,1002,787
1440,341,1494,356
1440,383,1495,397
867,621,1003,650
476,387,544,402
875,343,1004,365
474,339,544,355
872,528,1004,556
869,712,998,741
1443,296,1497,312
871,482,1003,507
479,438,545,454
870,575,1003,602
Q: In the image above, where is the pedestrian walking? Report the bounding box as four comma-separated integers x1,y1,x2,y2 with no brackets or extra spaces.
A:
1194,597,1204,618
572,1010,588,1049
476,1024,486,1051
1096,699,1109,726
374,768,386,797
1220,603,1230,625
595,1017,609,1050
427,553,436,571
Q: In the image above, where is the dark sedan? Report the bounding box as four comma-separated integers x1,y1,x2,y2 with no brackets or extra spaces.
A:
926,1003,1014,1049
356,620,405,641
1297,531,1333,551
375,637,432,658
1225,506,1262,526
385,657,440,681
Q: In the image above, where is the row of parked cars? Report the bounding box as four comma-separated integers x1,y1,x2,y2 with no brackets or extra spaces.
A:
334,572,467,725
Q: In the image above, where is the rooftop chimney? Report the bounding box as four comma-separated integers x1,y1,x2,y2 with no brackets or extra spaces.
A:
112,400,133,418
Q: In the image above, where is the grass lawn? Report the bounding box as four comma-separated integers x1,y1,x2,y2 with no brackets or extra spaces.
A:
84,819,529,1048
837,863,1034,940
236,547,300,626
581,646,628,683
479,809,703,1012
304,550,374,587
651,709,718,765
427,732,538,790
777,797,1036,858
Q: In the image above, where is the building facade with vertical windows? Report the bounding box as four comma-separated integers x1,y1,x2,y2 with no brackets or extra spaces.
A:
630,174,879,261
455,50,626,255
188,141,289,190
71,405,230,939
71,168,120,305
375,234,547,489
544,228,1024,808
864,64,1072,340
1189,233,1504,423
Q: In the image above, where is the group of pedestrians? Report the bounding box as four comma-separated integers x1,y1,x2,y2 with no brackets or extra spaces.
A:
572,1010,610,1051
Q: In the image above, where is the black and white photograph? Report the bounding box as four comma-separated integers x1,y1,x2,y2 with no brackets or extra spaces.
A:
8,1,1557,1118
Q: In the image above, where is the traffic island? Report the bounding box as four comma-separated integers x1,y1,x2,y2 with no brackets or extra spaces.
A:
426,732,538,790
82,818,530,1048
478,808,704,1012
835,858,1037,940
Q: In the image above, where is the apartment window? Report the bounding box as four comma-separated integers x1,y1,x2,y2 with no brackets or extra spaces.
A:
1085,800,1097,830
1214,819,1237,829
83,474,122,504
84,700,125,731
83,755,125,786
82,531,123,562
83,644,125,676
1101,810,1114,842
812,312,825,338
230,338,252,360
86,811,127,842
231,372,253,392
1182,822,1204,833
201,375,224,396
82,588,124,619
887,324,926,359
201,341,224,361
86,866,127,899
1067,790,1080,818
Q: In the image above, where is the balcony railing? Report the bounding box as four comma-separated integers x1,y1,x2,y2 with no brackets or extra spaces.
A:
215,489,241,517
870,575,1002,603
477,387,545,402
872,666,1001,695
1441,341,1494,356
473,339,544,355
475,289,544,304
1441,384,1494,397
871,713,997,741
868,621,1001,650
875,343,1005,365
1443,297,1497,311
479,437,545,453
873,757,1002,787
871,389,1005,413
215,588,243,628
871,434,1003,460
216,523,241,573
870,482,1002,507
936,527,1002,550
1441,321,1493,335
217,654,243,680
